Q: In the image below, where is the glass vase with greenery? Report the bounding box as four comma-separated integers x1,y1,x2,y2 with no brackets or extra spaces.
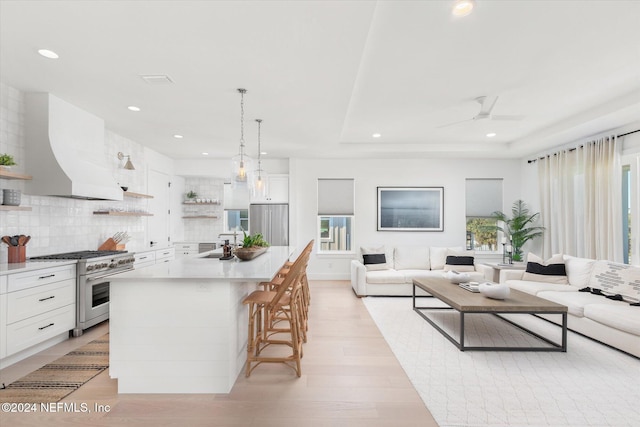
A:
491,199,545,262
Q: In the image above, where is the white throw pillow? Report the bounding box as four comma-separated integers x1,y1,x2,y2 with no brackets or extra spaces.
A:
394,246,430,270
563,255,595,288
522,253,568,284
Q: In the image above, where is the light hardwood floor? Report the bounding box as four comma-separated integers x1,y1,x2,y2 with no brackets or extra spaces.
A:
0,281,438,426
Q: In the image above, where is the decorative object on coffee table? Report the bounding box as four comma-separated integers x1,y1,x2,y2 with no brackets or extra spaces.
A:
445,270,470,284
479,281,510,299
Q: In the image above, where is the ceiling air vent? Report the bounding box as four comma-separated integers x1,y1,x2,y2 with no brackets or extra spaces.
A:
139,74,174,84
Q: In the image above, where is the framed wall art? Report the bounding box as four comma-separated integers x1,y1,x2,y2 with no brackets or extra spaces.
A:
377,186,444,231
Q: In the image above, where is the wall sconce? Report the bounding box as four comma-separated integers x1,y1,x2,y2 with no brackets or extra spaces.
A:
117,152,135,170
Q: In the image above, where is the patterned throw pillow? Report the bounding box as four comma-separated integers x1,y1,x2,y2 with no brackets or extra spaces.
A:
522,253,568,284
443,249,476,272
361,246,391,271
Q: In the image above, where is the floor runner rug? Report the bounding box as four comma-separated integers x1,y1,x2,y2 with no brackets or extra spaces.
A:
0,334,109,403
363,297,640,427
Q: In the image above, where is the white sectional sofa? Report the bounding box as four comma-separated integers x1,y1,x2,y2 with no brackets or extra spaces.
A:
350,245,492,297
502,255,640,358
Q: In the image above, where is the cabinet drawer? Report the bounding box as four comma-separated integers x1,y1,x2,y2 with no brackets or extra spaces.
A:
8,264,76,293
156,247,175,260
175,243,199,251
6,304,76,356
7,279,76,324
134,251,156,265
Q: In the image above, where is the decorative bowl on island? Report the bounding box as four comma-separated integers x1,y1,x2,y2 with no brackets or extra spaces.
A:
234,246,268,261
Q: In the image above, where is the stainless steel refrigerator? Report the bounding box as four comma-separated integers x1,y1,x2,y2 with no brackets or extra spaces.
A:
249,204,289,246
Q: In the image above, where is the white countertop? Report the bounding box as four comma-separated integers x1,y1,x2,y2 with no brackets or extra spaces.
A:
110,246,295,282
0,260,78,276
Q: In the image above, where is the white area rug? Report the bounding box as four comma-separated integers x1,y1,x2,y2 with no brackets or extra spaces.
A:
363,296,640,427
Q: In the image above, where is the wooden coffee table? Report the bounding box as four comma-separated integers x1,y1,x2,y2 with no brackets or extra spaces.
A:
413,277,567,352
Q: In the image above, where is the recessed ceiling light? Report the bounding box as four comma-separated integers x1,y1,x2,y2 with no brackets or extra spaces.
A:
173,134,183,139
37,49,59,59
452,0,475,17
127,106,141,112
372,133,382,138
486,132,497,138
202,152,209,156
260,151,267,155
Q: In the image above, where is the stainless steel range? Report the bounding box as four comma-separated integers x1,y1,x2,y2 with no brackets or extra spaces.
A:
29,250,135,336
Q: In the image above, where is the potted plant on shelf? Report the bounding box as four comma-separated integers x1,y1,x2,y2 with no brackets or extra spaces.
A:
185,190,197,203
490,199,545,262
0,153,17,170
235,231,270,260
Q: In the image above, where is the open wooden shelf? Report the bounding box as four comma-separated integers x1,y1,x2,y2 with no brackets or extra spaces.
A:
0,205,32,211
182,215,219,219
93,211,153,216
123,191,154,199
0,169,32,180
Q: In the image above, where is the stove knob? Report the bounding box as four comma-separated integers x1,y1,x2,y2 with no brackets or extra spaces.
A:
118,259,125,264
86,265,94,271
109,263,118,268
102,263,109,268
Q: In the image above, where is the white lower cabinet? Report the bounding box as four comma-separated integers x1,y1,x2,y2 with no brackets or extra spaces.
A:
155,247,175,263
134,251,156,268
174,242,199,257
1,263,77,364
134,247,176,268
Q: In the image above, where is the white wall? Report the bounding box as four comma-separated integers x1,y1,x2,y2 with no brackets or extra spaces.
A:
290,157,523,280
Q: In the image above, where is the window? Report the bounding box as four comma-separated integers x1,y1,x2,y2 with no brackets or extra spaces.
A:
224,209,248,233
317,178,354,254
465,178,503,252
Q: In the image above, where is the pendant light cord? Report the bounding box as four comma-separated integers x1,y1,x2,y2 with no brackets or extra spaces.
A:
256,119,262,178
238,88,247,162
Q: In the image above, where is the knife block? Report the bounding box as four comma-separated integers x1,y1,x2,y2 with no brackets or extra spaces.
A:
8,246,26,263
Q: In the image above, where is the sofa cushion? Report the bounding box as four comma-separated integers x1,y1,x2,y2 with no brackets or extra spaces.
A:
583,304,640,337
365,269,406,284
444,249,475,272
506,280,580,296
394,246,430,270
588,261,640,300
430,246,464,270
563,255,596,288
363,253,388,271
522,253,568,284
361,246,394,270
537,290,621,318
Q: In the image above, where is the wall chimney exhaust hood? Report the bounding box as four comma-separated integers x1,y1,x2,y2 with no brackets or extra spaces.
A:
25,93,124,201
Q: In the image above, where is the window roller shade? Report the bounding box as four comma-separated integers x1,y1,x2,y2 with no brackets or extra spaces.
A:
318,178,354,215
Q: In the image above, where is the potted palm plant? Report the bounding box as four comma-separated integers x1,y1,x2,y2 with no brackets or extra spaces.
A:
491,199,545,262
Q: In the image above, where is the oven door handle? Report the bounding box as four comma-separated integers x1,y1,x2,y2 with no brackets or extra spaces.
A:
85,269,133,281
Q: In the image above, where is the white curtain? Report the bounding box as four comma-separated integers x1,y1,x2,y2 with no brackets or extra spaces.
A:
538,135,622,261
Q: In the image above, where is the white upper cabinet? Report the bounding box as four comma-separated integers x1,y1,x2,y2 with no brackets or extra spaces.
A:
251,174,289,204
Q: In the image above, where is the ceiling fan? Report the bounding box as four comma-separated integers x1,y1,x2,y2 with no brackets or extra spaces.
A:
437,95,524,128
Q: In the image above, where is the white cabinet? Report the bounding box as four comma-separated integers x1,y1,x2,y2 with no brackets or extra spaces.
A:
174,242,199,257
0,275,7,359
134,251,156,268
134,247,175,268
155,247,175,263
3,264,76,358
250,174,288,204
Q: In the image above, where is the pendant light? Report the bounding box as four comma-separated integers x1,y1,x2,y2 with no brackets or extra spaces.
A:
252,119,268,199
230,88,253,187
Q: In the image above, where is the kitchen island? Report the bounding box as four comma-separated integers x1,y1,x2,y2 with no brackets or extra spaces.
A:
108,246,294,394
